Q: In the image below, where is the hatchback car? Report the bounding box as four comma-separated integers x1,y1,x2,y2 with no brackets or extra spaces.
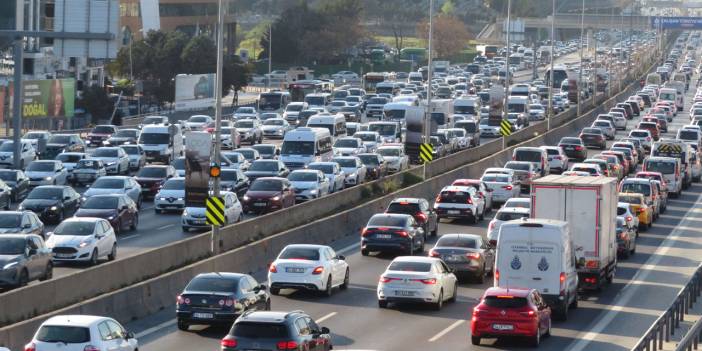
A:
433,185,486,223
25,160,68,186
0,211,44,236
358,153,387,180
220,169,250,197
307,162,346,193
579,128,607,149
288,170,330,202
0,234,52,288
377,256,458,310
46,217,117,265
480,173,519,205
619,193,654,231
244,160,289,183
71,159,107,186
176,272,271,331
19,185,81,224
241,178,296,215
182,191,243,232
361,213,425,256
486,207,531,246
26,315,138,351
83,176,142,208
429,234,494,283
74,194,139,234
268,244,349,296
332,156,367,186
121,144,146,171
558,137,588,161
154,177,186,213
135,165,177,198
616,217,637,259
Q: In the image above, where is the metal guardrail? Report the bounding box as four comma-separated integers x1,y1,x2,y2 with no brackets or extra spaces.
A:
632,264,702,351
676,316,702,351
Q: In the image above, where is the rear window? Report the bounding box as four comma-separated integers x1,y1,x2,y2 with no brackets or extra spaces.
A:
438,190,471,203
387,203,420,214
232,322,290,338
496,211,529,221
544,149,559,156
368,215,407,227
279,247,320,261
482,175,509,183
514,150,541,162
617,207,627,216
645,160,675,174
621,183,651,196
506,163,530,171
619,195,642,204
388,261,432,272
484,296,528,308
36,326,91,343
435,237,478,248
185,277,238,293
679,130,699,140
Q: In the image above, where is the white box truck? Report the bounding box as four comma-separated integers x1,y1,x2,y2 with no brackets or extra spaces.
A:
530,175,617,291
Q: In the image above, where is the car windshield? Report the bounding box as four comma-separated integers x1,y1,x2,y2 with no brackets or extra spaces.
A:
122,146,140,155
36,326,91,343
0,214,21,227
288,172,318,181
250,179,283,191
27,188,62,200
250,161,278,171
238,150,256,160
263,119,284,126
514,150,541,162
560,137,581,144
496,211,529,221
76,160,100,169
189,116,209,123
436,236,478,248
0,142,15,151
439,190,471,203
137,167,167,178
27,162,55,172
115,130,137,138
355,133,376,142
358,155,380,165
334,139,359,148
281,141,314,155
93,126,114,134
481,175,509,182
142,117,165,124
0,171,17,182
186,277,238,292
630,131,649,137
286,104,304,112
617,207,628,216
162,178,184,190
378,148,400,157
280,247,320,260
56,154,83,163
236,120,253,128
92,178,124,189
233,322,290,338
484,296,528,308
334,159,357,168
252,145,275,154
679,130,698,140
308,164,334,174
388,261,432,272
620,195,642,204
24,132,47,139
93,149,118,158
387,202,420,214
53,221,96,236
220,171,240,181
48,135,71,144
368,215,406,227
236,107,255,114
82,197,119,209
582,128,601,134
139,133,170,144
369,124,396,136
621,183,651,196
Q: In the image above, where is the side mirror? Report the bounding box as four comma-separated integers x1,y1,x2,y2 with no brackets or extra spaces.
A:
27,247,37,256
64,196,71,201
337,255,346,261
126,331,135,340
321,327,330,335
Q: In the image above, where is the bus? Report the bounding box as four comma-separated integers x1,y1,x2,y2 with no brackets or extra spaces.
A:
370,49,386,64
484,45,499,58
363,72,387,92
545,65,570,90
508,53,524,70
288,80,333,102
400,47,427,62
258,91,291,113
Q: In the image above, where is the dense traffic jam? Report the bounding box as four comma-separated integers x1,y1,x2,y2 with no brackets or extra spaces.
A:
3,30,697,350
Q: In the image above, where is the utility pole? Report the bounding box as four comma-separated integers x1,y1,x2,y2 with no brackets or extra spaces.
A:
547,0,555,131
211,0,225,254
577,0,585,117
502,0,512,133
592,4,598,108
268,23,272,89
12,39,23,170
424,0,434,147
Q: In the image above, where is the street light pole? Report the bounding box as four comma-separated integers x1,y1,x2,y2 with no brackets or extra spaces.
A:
547,0,555,131
211,0,225,254
268,24,272,89
577,0,585,117
502,0,511,131
424,0,434,146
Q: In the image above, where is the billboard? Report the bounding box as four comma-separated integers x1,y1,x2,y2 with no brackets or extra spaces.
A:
185,131,212,208
651,17,702,30
21,79,75,118
53,0,119,59
175,74,215,111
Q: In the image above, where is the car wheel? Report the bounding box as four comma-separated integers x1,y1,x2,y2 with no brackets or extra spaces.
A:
89,249,99,266
433,290,443,311
137,196,143,209
631,239,636,255
177,320,189,331
17,269,28,287
476,265,485,284
378,300,388,308
471,336,481,345
571,293,579,308
40,262,53,281
108,244,117,261
361,249,369,256
322,276,333,297
57,209,65,224
471,214,478,225
115,220,122,235
341,268,350,290
270,287,280,296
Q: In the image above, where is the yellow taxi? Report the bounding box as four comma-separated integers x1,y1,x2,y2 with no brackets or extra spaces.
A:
619,193,654,230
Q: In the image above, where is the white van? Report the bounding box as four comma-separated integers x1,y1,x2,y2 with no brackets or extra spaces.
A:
138,124,183,164
408,72,423,84
306,113,347,138
453,97,481,117
660,86,684,112
279,127,333,169
495,219,579,321
304,93,332,108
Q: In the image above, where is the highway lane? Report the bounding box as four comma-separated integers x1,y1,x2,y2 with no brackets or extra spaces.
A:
124,69,701,351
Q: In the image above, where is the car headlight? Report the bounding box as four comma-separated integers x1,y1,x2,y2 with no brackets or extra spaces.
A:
81,197,87,202
108,162,116,166
350,173,357,178
78,241,91,248
159,197,166,201
108,216,115,220
50,206,58,211
3,262,18,270
243,195,250,201
17,205,24,211
182,209,189,217
44,176,53,181
309,189,318,194
177,197,183,201
272,196,281,201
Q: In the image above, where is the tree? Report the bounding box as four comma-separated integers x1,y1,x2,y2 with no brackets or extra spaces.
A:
417,14,472,58
441,0,456,15
181,35,217,73
373,0,424,57
81,85,112,124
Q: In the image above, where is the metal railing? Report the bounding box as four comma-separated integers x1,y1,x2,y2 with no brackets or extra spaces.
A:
632,264,702,351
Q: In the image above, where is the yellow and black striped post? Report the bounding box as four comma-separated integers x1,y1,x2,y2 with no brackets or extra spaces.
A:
205,196,226,226
500,119,513,137
419,143,434,163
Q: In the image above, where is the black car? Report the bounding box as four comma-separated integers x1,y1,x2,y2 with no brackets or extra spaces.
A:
361,213,425,256
244,160,289,182
386,198,438,237
135,165,177,198
357,153,387,180
177,272,270,331
0,234,53,288
18,186,81,224
42,134,85,160
220,310,332,351
0,170,30,202
579,127,607,150
220,169,250,196
251,144,279,160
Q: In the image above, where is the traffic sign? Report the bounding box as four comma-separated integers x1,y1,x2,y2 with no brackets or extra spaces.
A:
500,120,513,137
205,196,226,226
419,143,433,163
209,163,221,178
657,144,682,154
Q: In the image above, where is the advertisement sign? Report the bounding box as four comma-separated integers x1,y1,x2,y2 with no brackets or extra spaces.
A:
175,74,215,111
21,79,76,118
651,17,702,29
185,131,212,208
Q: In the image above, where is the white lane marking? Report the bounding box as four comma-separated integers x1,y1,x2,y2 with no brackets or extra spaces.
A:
119,234,140,240
157,224,174,230
337,242,360,255
428,320,465,342
135,320,175,338
566,190,702,351
316,312,337,323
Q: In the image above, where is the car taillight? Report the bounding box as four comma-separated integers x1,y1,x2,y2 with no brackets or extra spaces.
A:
495,269,500,284
559,272,566,296
24,343,35,351
646,137,651,141
380,276,401,283
416,212,428,223
219,299,235,307
502,185,513,190
83,346,100,351
638,208,646,214
429,249,441,257
466,252,481,260
411,278,437,284
395,230,409,237
435,194,442,203
619,232,628,240
269,264,277,273
472,307,481,317
312,266,324,275
221,335,238,348
277,341,299,350
575,145,583,151
626,215,633,222
177,295,190,305
519,309,537,317
466,197,473,204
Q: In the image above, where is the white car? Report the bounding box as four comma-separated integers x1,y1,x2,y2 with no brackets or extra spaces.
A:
0,140,36,169
628,129,653,150
327,100,349,114
268,244,350,296
26,315,138,351
91,147,130,175
377,145,409,173
233,107,259,120
479,172,519,205
55,152,87,174
618,201,640,232
308,162,346,193
332,156,367,186
377,256,458,310
45,217,117,265
353,131,382,152
21,130,51,151
154,177,185,213
181,191,243,232
333,137,365,156
184,115,213,131
220,126,240,149
446,128,471,150
120,145,146,171
221,152,251,171
502,197,531,210
25,160,68,186
288,169,330,202
609,112,628,130
486,207,531,245
332,71,359,80
540,146,569,173
261,118,292,139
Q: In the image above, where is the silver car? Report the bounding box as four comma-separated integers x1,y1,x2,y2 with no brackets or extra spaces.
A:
83,176,142,208
591,120,616,140
71,159,107,185
121,145,146,171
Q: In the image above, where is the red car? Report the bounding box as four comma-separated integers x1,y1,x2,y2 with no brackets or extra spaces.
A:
471,287,552,347
241,177,296,214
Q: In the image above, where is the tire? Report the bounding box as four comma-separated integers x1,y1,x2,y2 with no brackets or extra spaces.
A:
40,262,53,281
378,300,388,308
631,239,636,255
137,196,143,209
155,208,162,214
16,269,28,287
476,265,485,284
340,268,350,290
89,249,99,266
470,214,478,225
433,290,444,311
108,244,117,261
177,320,189,331
471,336,481,345
431,226,438,237
270,287,280,296
322,276,333,297
555,299,568,321
571,293,579,308
448,283,457,303
361,249,369,256
531,328,541,347
57,209,65,224
407,242,414,256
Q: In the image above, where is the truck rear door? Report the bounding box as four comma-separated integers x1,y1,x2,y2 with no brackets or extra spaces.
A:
566,187,599,260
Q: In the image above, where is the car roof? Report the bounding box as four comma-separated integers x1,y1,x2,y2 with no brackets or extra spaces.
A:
193,272,246,280
621,178,652,184
391,256,440,263
284,244,327,250
43,315,108,327
497,207,531,214
438,233,481,240
62,217,103,223
237,311,299,323
0,234,35,239
391,198,423,204
483,287,532,297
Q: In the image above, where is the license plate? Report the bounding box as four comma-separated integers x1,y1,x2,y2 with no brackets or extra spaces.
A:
193,313,214,319
395,290,414,297
55,253,72,258
376,234,392,239
493,324,514,331
448,210,460,215
446,255,461,262
254,202,267,207
285,267,305,273
565,146,574,150
193,220,205,225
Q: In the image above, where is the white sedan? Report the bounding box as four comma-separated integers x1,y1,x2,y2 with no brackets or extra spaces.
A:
308,162,346,193
332,156,367,186
268,244,350,296
377,256,458,310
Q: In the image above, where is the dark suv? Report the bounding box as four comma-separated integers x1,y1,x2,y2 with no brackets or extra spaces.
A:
385,198,438,237
220,310,332,351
